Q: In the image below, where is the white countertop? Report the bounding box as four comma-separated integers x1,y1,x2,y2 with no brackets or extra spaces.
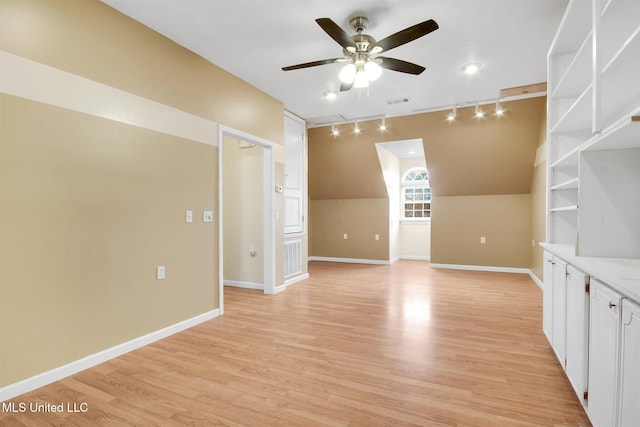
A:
541,243,640,303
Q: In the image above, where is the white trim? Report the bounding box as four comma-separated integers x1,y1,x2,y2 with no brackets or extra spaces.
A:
0,50,217,146
400,256,431,261
269,284,288,295
285,273,309,287
389,256,401,265
223,280,264,291
218,125,277,311
528,270,544,289
429,263,530,274
308,256,391,265
0,309,219,402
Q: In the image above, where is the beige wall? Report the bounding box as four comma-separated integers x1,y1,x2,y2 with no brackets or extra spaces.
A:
0,0,284,387
309,199,389,261
308,97,544,266
431,195,532,268
223,136,264,285
530,107,548,281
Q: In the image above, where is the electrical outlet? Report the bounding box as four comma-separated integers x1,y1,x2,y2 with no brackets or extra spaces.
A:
480,236,486,244
375,234,380,241
157,265,165,280
532,239,535,247
343,233,348,240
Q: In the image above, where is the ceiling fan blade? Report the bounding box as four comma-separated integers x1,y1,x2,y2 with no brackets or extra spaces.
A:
378,57,426,75
315,18,357,51
374,19,439,53
340,81,353,92
282,58,344,71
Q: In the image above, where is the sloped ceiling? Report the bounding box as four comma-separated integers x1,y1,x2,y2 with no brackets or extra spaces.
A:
308,96,545,199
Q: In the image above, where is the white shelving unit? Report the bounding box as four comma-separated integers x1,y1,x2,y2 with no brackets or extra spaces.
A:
544,2,640,426
546,0,640,255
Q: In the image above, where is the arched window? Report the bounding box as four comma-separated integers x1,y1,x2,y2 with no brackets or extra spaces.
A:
402,167,431,220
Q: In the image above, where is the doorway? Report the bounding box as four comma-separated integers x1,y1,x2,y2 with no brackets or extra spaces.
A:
218,126,275,314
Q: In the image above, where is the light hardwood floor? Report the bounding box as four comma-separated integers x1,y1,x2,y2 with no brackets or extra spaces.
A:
2,261,590,426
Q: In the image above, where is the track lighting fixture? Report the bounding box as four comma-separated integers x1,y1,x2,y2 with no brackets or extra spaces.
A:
447,106,457,122
331,124,339,136
354,122,361,134
495,100,505,116
474,103,484,118
379,117,387,131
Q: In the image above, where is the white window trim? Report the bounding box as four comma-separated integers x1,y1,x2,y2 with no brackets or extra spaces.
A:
401,167,431,222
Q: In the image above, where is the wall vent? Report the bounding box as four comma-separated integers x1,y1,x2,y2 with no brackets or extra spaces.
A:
386,97,411,105
284,240,302,278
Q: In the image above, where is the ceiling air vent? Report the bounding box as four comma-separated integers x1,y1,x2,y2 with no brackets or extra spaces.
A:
386,97,411,105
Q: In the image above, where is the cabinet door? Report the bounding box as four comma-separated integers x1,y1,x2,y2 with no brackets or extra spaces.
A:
565,265,589,404
552,258,568,364
284,113,305,234
619,299,640,427
588,280,621,427
543,252,555,343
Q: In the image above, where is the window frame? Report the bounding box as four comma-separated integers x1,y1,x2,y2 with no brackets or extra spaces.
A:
401,167,431,223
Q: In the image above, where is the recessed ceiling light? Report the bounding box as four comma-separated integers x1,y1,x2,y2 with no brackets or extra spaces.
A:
324,91,337,100
463,63,480,75
407,151,416,155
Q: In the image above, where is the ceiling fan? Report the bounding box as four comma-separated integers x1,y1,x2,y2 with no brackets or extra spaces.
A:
282,16,439,91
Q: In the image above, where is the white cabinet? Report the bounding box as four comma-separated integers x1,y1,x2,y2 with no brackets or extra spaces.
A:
543,252,554,341
284,112,305,234
552,258,568,364
619,299,640,427
588,279,622,427
565,265,590,404
543,253,590,405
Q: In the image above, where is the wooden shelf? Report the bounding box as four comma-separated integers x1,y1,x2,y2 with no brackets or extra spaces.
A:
551,32,593,99
550,84,593,134
550,147,580,169
551,205,579,213
600,27,640,127
583,114,640,152
551,177,579,191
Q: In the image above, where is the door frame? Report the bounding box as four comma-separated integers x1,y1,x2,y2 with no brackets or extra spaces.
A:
218,125,275,314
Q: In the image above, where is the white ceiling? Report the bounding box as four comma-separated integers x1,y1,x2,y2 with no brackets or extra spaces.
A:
102,0,566,126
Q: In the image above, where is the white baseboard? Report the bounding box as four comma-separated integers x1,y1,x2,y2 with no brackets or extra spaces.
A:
0,309,219,402
267,284,287,295
429,263,530,274
285,273,309,287
528,270,544,289
223,280,264,290
399,256,430,261
308,256,390,265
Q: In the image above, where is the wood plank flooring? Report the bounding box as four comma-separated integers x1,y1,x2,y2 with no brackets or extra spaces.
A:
1,261,591,426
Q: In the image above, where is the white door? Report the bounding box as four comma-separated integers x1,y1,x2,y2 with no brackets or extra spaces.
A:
619,299,640,427
543,252,554,343
284,113,305,234
588,279,621,427
552,258,567,364
565,264,589,404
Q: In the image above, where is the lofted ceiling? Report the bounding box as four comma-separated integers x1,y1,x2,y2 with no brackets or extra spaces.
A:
101,0,566,126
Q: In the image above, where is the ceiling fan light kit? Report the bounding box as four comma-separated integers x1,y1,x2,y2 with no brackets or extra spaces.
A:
282,15,439,92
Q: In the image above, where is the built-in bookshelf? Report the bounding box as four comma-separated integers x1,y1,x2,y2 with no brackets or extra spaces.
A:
546,0,640,257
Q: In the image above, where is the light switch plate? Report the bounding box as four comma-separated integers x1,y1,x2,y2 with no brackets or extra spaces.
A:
203,211,213,223
185,210,193,223
157,265,165,280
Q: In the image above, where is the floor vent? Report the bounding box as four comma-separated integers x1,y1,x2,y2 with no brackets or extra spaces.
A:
284,240,302,278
